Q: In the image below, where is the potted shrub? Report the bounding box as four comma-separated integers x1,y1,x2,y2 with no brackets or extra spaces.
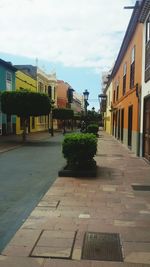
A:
59,133,97,177
87,124,99,135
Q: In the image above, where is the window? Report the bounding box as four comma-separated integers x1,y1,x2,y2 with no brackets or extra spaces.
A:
131,46,135,64
116,80,119,101
54,87,56,100
6,71,12,91
123,63,127,95
113,90,116,103
38,81,44,93
48,86,52,98
145,16,150,82
130,46,135,88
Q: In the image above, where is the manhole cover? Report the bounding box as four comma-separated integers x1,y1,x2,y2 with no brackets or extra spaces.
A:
82,232,123,262
132,185,150,191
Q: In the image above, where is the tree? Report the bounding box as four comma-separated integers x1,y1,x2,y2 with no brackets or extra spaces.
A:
1,90,51,141
53,108,74,134
86,110,102,125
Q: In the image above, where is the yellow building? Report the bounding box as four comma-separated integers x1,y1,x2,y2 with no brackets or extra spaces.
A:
105,81,113,135
15,65,57,133
15,70,38,134
37,68,57,131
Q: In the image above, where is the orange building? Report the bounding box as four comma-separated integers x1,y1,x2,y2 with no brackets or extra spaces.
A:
111,1,144,155
57,80,69,108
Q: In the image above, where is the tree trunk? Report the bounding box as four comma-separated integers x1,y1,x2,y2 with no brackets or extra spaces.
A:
22,118,27,142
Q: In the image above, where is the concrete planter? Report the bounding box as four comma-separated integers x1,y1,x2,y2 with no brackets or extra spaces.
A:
58,160,97,177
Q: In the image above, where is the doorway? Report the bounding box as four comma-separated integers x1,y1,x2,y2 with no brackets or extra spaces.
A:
143,97,150,161
121,109,124,142
128,106,133,148
118,110,120,139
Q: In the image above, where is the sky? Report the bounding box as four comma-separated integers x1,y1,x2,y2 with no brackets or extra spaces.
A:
0,0,135,111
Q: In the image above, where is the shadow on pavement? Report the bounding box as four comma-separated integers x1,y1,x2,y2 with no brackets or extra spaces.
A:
23,141,62,147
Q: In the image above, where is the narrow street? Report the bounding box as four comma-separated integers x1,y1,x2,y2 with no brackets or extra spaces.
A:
1,131,150,266
0,133,65,252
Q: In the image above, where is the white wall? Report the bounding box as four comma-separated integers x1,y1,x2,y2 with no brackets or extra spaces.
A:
140,12,150,135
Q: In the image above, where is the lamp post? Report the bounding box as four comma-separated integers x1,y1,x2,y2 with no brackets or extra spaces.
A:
50,100,55,136
83,89,89,116
83,90,89,131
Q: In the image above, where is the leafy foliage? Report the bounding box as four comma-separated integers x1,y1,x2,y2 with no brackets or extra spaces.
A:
87,124,99,135
62,133,97,166
53,108,74,120
1,90,51,116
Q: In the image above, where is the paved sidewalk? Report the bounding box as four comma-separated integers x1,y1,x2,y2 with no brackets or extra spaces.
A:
0,131,150,266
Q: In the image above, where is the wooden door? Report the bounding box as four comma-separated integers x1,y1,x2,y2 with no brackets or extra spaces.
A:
121,109,124,142
143,97,150,161
128,106,133,147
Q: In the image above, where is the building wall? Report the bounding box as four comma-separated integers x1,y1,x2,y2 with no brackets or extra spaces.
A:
37,68,57,131
140,11,150,156
112,23,143,154
15,70,38,135
71,91,82,114
0,61,16,135
0,64,16,92
105,82,113,134
57,80,68,108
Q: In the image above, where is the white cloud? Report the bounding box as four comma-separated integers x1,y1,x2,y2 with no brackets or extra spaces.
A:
0,0,135,71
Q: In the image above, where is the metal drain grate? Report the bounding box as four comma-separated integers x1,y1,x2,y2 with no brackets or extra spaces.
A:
82,232,123,262
132,185,150,191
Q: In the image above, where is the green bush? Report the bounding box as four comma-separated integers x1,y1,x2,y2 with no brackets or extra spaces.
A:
87,124,99,135
62,133,97,167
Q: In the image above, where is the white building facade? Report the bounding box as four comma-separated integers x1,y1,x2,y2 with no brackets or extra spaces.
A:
140,0,150,161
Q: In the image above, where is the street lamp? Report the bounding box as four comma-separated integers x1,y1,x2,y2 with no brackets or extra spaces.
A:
50,100,55,136
83,89,89,115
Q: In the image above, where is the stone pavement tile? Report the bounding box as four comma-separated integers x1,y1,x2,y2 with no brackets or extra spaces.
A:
38,200,60,208
21,218,55,230
0,256,44,267
101,185,117,192
124,242,150,264
44,259,92,267
2,245,33,257
5,229,41,247
31,230,76,258
29,207,55,218
72,231,84,260
121,227,150,242
31,246,72,258
87,223,120,233
125,253,150,265
92,261,150,267
39,230,75,239
114,220,136,227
